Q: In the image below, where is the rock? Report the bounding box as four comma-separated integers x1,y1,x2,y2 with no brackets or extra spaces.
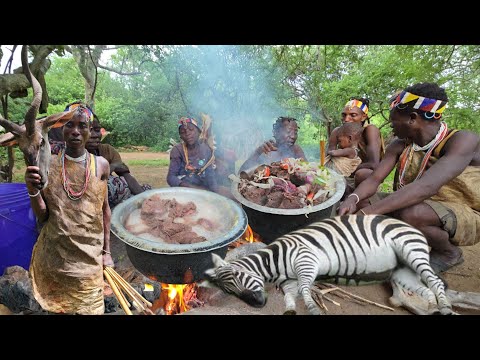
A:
0,266,42,313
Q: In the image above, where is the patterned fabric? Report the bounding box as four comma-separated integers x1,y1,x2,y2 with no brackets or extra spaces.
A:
178,117,200,130
390,90,447,116
345,99,369,114
50,140,65,155
64,103,94,122
107,175,133,208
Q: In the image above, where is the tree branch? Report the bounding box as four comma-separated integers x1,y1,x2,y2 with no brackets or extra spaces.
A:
95,63,141,75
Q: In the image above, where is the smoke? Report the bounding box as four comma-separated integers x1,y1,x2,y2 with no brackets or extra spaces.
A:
165,45,289,162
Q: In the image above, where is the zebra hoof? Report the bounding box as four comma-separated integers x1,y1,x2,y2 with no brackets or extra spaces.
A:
283,310,297,315
440,308,458,315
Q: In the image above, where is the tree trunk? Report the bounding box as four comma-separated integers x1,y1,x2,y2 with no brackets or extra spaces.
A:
71,45,105,110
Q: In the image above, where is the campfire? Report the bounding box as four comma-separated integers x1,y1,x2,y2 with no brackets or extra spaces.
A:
228,225,262,249
153,225,262,315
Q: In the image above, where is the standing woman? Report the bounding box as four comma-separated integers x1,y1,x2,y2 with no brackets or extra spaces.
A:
328,97,384,189
25,104,113,315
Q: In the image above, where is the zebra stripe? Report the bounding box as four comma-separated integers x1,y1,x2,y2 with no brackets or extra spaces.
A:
210,214,453,315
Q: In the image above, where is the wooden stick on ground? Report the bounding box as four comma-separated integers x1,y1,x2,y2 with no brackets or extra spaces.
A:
104,268,133,315
319,283,395,312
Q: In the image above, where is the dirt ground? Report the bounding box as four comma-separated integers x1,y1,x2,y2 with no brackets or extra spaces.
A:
120,151,480,315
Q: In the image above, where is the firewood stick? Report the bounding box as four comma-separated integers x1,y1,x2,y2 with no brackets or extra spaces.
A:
111,277,130,310
106,267,152,308
323,294,341,307
105,268,148,311
104,268,132,315
320,283,395,311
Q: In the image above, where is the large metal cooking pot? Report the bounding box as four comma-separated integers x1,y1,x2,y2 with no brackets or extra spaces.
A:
111,188,248,284
231,170,346,244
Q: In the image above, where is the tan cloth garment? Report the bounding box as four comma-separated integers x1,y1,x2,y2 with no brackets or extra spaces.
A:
325,154,362,177
393,130,480,246
30,154,107,314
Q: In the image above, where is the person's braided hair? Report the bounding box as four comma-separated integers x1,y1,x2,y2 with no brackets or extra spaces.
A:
272,116,298,137
390,82,448,121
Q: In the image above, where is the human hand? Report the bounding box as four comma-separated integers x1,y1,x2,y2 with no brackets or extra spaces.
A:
25,166,42,192
337,196,358,216
103,253,114,267
257,140,278,155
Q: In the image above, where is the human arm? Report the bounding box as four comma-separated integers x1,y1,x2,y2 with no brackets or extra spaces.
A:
98,156,114,267
328,148,357,159
293,144,307,161
121,172,144,195
24,166,48,223
338,139,403,215
166,146,184,187
356,125,382,171
359,131,479,215
106,145,130,176
327,127,340,152
239,140,278,172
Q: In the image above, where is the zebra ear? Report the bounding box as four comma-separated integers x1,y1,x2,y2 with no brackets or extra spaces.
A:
211,253,227,268
204,268,217,281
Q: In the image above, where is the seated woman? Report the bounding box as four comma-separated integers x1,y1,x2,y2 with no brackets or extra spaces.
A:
325,122,363,179
167,116,219,192
86,114,151,208
328,97,384,190
239,116,307,173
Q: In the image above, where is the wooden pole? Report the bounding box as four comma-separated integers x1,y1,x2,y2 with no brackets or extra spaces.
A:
320,139,325,167
104,268,133,315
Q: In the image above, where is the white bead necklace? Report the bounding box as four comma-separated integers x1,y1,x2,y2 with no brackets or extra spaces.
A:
65,151,87,163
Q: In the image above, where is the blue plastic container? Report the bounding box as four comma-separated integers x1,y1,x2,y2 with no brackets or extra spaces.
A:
0,183,39,274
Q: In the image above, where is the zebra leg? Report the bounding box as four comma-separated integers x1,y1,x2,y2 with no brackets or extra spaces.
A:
393,241,456,315
390,267,440,315
281,280,299,315
296,262,324,315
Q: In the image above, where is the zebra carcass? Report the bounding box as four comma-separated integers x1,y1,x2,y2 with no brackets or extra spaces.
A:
205,214,456,315
389,267,480,315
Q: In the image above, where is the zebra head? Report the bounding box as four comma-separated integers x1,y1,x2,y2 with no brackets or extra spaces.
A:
204,253,267,308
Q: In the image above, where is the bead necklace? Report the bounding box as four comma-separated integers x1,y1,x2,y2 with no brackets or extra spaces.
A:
61,149,91,200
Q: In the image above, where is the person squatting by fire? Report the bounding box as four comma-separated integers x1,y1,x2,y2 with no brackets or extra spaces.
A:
339,82,480,274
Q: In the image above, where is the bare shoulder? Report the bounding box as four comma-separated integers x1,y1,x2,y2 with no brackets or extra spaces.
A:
95,155,110,179
363,124,381,137
385,138,406,155
444,129,480,154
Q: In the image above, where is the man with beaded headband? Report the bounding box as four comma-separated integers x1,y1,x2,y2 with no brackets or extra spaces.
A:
24,103,113,314
338,83,480,273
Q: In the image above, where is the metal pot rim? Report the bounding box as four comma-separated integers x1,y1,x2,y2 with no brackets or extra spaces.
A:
230,170,346,215
111,188,248,255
